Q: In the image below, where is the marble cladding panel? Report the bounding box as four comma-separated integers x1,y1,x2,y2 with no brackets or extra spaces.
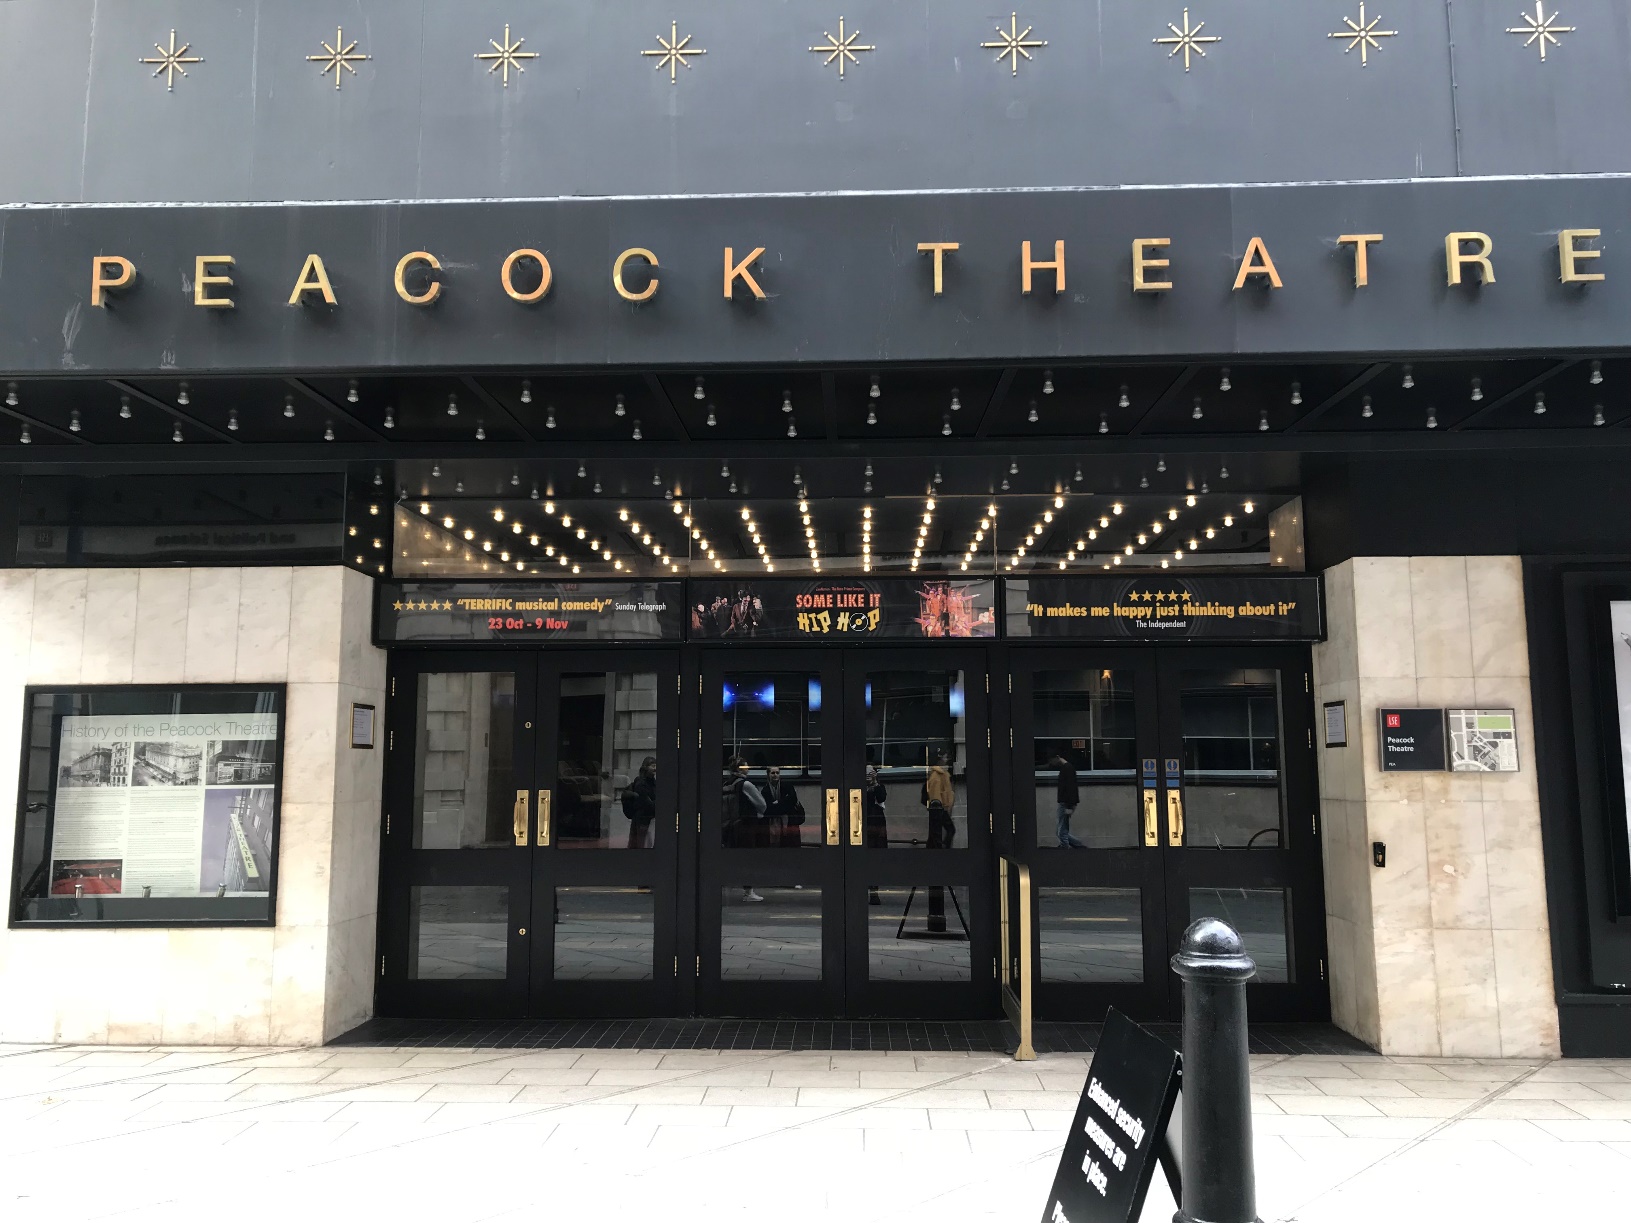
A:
1320,556,1558,1059
0,567,384,1045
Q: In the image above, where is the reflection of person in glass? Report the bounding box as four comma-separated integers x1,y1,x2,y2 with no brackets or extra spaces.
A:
763,766,804,849
865,764,888,904
726,756,769,902
623,756,657,850
922,749,957,849
1051,753,1086,848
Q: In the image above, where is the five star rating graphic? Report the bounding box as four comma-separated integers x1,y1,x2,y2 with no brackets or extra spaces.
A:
136,9,1582,95
393,600,455,612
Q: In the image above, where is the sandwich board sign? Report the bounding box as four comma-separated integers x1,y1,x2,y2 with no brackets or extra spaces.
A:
1041,1009,1181,1223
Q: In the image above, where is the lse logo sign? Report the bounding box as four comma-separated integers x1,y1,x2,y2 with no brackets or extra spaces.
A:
1385,714,1402,728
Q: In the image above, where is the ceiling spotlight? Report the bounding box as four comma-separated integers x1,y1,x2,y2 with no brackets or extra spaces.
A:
1205,527,1216,539
1124,544,1134,556
1042,369,1054,395
384,406,396,428
1167,508,1179,521
1098,412,1109,434
1470,377,1483,402
950,387,961,411
632,419,643,439
1027,400,1039,423
782,390,793,414
1290,382,1302,406
323,421,335,442
1157,458,1167,473
1219,464,1229,480
1010,459,1020,475
1074,464,1084,483
942,414,952,436
1186,494,1197,507
177,381,191,406
1112,503,1123,516
1402,364,1415,389
545,406,557,429
1361,395,1374,419
1139,474,1149,490
1594,404,1606,426
866,405,877,426
1426,406,1438,429
69,409,81,433
18,423,29,444
615,393,626,417
283,394,295,418
227,409,239,431
1243,501,1256,514
705,403,718,427
447,393,459,416
172,422,183,443
1533,392,1546,416
1192,397,1204,420
869,375,881,399
1258,410,1271,432
1099,516,1109,528
1590,360,1604,386
1118,385,1131,409
694,376,706,400
544,499,555,513
346,379,360,404
787,419,797,438
4,382,17,407
475,423,486,440
1224,514,1234,527
118,394,132,419
1219,368,1231,392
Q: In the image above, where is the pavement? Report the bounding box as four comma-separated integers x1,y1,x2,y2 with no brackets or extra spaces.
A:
0,1042,1625,1221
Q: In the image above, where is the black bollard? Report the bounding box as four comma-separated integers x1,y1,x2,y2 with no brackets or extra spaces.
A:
1170,917,1260,1223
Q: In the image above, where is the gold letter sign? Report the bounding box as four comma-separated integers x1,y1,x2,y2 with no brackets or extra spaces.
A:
288,254,337,306
613,248,659,301
194,256,236,309
500,248,553,303
1132,239,1171,292
1021,240,1065,295
1232,237,1284,290
394,251,443,305
1445,232,1495,286
723,247,767,299
91,256,135,307
1558,229,1604,283
1336,234,1384,288
917,242,959,295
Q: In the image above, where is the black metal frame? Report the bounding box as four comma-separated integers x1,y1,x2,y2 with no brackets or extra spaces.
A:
8,682,286,929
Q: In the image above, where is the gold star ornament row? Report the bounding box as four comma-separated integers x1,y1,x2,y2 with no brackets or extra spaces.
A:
139,5,1582,93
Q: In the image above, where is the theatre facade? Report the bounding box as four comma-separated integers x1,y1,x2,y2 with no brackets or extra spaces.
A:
1,0,1629,1058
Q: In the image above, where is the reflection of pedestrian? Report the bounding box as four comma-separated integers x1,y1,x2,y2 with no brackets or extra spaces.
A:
864,764,888,904
1051,754,1086,848
922,750,957,849
763,766,804,849
622,756,657,850
726,757,768,901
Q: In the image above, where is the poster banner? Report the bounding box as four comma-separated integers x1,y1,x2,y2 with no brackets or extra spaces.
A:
1006,575,1323,642
687,578,997,640
50,711,279,900
378,580,684,643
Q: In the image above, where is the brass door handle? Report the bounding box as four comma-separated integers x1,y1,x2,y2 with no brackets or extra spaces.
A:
1142,790,1159,847
513,789,529,847
825,789,840,846
537,789,551,846
1167,791,1185,846
849,789,863,847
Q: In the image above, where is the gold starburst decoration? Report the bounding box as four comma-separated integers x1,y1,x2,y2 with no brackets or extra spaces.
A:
1328,5,1397,66
140,30,202,92
643,21,706,84
308,27,370,90
1154,8,1221,71
809,17,875,79
1506,3,1575,61
476,24,538,87
981,13,1046,76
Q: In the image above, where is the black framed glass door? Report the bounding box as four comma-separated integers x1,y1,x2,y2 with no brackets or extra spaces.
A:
1011,645,1326,1022
697,648,996,1017
378,650,680,1018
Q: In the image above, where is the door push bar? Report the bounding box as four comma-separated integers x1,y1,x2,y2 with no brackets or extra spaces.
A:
512,789,529,847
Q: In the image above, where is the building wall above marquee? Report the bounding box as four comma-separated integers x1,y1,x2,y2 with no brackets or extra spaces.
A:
0,1,1629,206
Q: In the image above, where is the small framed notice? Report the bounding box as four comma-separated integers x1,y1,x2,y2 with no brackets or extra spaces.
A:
1323,701,1348,748
350,703,376,750
1447,708,1519,772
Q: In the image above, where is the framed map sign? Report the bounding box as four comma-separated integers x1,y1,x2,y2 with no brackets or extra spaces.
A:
1447,708,1520,773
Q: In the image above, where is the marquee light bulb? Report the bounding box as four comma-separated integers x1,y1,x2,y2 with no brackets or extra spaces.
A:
544,501,555,514
1243,501,1256,514
1223,514,1235,527
1112,503,1123,515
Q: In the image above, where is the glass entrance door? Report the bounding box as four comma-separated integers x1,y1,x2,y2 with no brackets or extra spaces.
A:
1011,645,1325,1022
378,650,681,1018
697,649,995,1017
